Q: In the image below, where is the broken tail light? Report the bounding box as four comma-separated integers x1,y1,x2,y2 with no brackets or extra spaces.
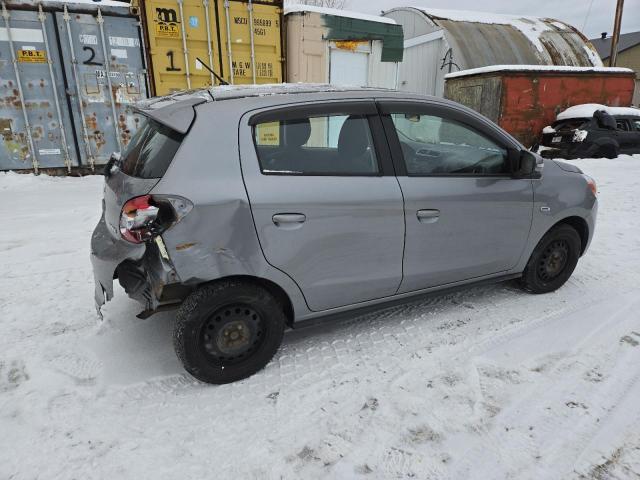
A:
120,195,193,244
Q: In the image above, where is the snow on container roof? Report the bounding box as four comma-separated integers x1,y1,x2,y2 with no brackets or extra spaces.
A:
386,7,602,70
284,5,396,25
557,104,640,121
445,65,634,79
6,0,131,8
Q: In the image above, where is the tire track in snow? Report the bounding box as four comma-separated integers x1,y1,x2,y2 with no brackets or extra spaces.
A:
450,294,640,479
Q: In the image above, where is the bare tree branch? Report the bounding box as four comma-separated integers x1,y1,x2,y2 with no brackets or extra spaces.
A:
295,0,346,9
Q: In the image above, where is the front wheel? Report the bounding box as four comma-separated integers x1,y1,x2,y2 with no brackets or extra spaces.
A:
173,280,286,384
596,144,618,159
519,224,581,294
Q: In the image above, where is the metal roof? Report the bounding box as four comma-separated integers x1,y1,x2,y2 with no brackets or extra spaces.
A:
589,31,640,60
387,7,602,69
445,65,634,79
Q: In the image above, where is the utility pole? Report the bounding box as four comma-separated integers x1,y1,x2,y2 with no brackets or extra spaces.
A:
609,0,624,66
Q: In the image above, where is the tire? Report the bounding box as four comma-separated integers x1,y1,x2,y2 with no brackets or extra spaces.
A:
519,224,581,294
173,280,286,384
597,144,618,159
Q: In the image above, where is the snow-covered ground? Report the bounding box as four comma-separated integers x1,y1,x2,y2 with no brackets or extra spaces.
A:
1,156,640,479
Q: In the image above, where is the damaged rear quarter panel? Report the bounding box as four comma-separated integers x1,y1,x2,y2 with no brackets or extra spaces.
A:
150,100,311,319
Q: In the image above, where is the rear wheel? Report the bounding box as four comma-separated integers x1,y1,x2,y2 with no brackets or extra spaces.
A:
173,280,286,384
519,224,581,294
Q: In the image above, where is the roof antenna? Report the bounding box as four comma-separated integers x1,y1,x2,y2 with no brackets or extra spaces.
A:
196,57,229,86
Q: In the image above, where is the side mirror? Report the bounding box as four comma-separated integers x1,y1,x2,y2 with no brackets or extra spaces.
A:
508,148,539,178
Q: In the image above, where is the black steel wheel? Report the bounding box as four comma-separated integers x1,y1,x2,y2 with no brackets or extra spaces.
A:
174,281,286,384
519,224,581,294
199,304,265,365
537,239,569,281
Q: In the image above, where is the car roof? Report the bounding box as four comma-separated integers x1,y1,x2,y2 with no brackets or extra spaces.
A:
138,83,445,108
136,84,449,133
208,83,395,101
134,83,522,148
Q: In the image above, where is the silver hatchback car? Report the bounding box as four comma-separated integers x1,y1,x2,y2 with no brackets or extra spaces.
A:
91,85,598,384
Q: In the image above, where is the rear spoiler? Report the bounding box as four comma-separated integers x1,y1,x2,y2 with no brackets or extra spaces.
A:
134,96,208,134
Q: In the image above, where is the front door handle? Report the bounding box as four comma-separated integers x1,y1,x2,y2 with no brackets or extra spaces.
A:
416,209,440,224
272,213,306,228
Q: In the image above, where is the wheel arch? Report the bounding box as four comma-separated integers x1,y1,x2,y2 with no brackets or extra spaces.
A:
201,275,295,328
552,216,589,255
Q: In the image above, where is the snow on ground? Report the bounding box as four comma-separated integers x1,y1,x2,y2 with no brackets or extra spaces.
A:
1,156,640,479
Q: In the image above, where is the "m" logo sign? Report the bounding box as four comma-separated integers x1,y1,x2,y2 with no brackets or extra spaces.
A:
156,8,178,24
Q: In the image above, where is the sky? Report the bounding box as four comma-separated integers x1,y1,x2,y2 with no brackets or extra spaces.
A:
343,0,640,39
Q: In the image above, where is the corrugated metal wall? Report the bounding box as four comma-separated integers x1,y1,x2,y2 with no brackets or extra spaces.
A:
56,7,147,167
397,36,445,96
0,1,147,172
1,6,74,170
140,0,284,95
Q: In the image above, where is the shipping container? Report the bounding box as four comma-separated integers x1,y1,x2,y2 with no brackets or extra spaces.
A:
139,0,283,96
55,3,148,167
1,4,74,171
0,0,148,173
285,6,402,89
444,65,636,147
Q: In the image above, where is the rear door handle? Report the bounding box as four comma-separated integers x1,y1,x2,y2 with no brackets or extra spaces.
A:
416,209,440,223
272,213,306,228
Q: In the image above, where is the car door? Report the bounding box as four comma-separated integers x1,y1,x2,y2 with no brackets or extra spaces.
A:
630,118,640,154
239,100,405,311
378,100,534,293
616,118,640,154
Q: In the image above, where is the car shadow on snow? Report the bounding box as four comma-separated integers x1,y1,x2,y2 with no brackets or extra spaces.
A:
88,281,519,387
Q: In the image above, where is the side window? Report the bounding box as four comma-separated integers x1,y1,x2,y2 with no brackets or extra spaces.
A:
253,113,379,175
389,112,508,175
632,119,640,131
616,119,630,131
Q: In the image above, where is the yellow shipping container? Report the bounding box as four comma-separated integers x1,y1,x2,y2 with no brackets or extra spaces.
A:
138,0,283,96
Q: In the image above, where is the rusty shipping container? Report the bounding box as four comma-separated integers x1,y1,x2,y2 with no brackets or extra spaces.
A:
444,66,636,147
139,0,283,96
0,0,149,173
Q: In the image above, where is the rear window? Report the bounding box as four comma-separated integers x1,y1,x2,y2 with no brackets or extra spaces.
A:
120,115,184,178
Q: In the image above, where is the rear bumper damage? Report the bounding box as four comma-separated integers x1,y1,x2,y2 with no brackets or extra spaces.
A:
90,214,187,317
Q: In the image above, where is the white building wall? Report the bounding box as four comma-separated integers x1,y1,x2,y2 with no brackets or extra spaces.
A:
368,40,398,89
397,35,448,96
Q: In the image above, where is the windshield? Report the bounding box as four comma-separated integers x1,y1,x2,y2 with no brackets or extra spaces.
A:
120,115,184,179
552,118,590,131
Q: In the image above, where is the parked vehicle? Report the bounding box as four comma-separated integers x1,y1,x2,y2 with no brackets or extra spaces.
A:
91,85,598,384
537,104,640,159
444,65,636,148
